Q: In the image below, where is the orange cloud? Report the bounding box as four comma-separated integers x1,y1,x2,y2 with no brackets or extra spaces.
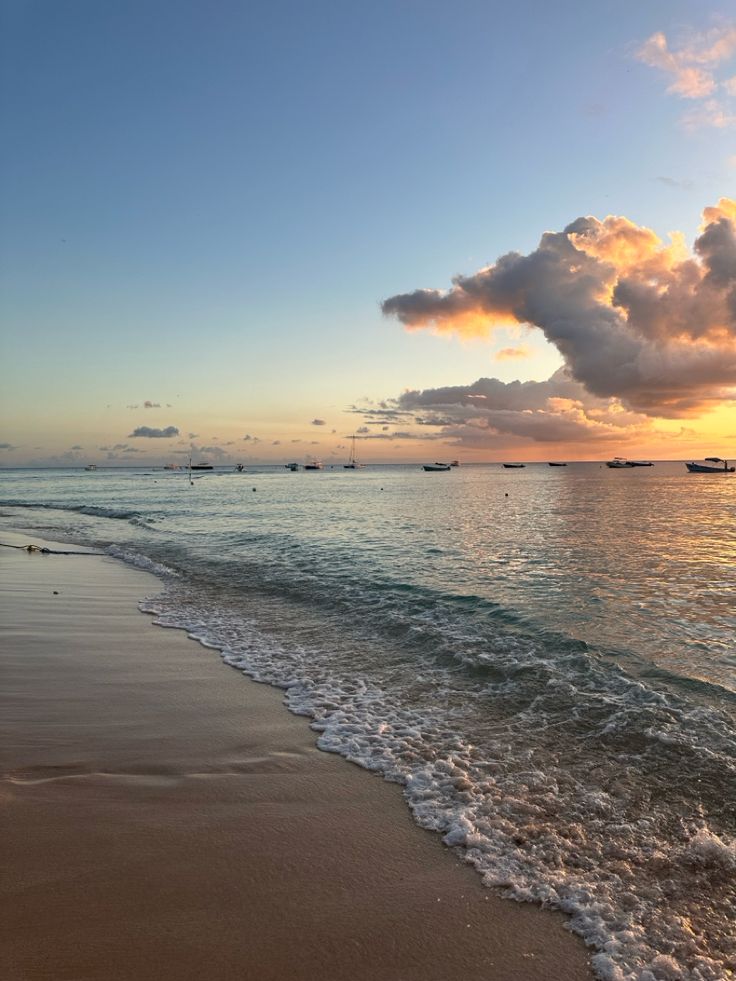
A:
495,346,531,361
382,199,736,417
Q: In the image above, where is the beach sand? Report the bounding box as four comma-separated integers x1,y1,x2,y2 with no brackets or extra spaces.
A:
0,530,593,981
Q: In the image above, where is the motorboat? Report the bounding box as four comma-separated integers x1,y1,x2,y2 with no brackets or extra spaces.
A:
235,464,245,472
503,463,525,469
191,463,214,470
163,463,180,470
423,463,451,471
304,460,323,470
628,460,653,467
685,457,735,473
84,464,97,471
285,462,299,471
450,460,460,467
606,457,631,468
548,462,567,467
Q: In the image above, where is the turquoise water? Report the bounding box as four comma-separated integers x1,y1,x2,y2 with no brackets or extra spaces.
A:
1,463,734,981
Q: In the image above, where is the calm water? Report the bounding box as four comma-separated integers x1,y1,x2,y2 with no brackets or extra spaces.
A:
2,463,735,981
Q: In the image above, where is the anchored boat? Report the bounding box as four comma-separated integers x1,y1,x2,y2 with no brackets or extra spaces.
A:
685,457,734,473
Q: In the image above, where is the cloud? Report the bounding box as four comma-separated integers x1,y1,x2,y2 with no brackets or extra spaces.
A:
311,418,327,426
242,434,261,443
495,346,530,361
144,401,161,409
128,425,180,438
386,370,654,448
382,198,736,418
70,444,83,450
188,432,198,439
655,176,695,190
0,442,17,450
635,23,736,129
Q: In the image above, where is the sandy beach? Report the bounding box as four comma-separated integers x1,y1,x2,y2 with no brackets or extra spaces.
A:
0,530,593,981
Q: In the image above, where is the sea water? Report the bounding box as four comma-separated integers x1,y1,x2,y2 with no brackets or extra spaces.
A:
1,462,734,981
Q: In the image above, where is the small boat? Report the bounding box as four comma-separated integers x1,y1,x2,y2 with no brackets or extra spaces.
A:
285,462,299,471
685,457,735,473
304,460,323,470
344,435,365,469
606,457,631,468
191,463,214,471
84,464,97,471
548,462,567,467
503,463,525,469
235,464,245,472
423,463,451,471
628,460,653,467
450,460,460,467
163,463,180,471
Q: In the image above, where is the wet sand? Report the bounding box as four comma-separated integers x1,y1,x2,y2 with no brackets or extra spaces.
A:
0,530,593,981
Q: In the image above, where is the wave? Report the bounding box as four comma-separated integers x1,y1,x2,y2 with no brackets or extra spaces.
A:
0,499,158,526
128,561,736,981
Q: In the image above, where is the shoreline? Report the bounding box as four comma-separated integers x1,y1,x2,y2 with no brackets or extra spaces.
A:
1,529,593,981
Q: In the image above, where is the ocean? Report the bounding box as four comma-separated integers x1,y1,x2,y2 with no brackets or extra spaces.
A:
1,462,734,981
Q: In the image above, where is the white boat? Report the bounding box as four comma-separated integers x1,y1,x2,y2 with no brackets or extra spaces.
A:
344,435,365,469
84,464,97,471
606,458,653,468
304,460,323,470
423,463,451,471
685,457,735,473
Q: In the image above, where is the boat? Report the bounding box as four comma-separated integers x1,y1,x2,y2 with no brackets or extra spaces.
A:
235,464,245,472
285,462,299,471
503,463,525,469
606,458,653,468
548,462,567,467
450,460,460,467
191,463,214,470
423,463,451,471
304,460,323,470
163,463,180,471
344,435,365,469
83,464,97,471
685,457,735,473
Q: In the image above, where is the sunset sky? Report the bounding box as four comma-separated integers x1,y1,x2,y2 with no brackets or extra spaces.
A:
2,0,735,466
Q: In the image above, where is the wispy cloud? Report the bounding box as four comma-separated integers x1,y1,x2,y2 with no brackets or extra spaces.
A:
635,23,736,128
128,425,179,438
495,346,530,361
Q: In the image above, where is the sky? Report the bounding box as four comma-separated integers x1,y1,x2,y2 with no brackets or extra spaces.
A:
1,0,735,466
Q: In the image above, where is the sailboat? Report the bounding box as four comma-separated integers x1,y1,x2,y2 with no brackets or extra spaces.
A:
344,435,365,469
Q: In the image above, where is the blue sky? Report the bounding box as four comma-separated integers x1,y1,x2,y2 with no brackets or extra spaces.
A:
1,0,735,464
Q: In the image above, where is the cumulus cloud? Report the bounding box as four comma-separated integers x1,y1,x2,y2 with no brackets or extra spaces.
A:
311,418,327,426
128,425,179,438
635,23,736,128
382,198,736,418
